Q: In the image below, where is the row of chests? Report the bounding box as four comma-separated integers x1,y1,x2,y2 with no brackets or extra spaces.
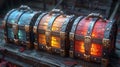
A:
3,5,117,64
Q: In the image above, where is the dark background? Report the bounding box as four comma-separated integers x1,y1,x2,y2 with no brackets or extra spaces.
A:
0,0,120,67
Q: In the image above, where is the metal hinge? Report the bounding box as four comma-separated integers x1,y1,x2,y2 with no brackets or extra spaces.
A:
60,32,65,40
25,25,29,32
60,49,65,56
102,38,110,47
101,58,108,67
69,50,74,58
69,33,74,41
12,23,18,35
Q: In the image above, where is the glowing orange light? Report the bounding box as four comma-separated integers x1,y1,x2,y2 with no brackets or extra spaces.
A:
52,26,59,32
75,41,85,53
90,44,102,57
51,36,60,48
39,34,46,45
92,33,96,37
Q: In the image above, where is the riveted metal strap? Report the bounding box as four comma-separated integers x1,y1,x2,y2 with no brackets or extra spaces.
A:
84,18,98,58
15,11,25,30
60,49,65,56
102,38,110,47
33,13,47,33
51,31,60,36
25,25,30,32
4,9,16,42
69,50,74,58
46,14,60,47
70,16,84,33
70,16,83,41
60,15,75,51
34,13,47,26
38,29,45,34
13,11,25,44
12,23,18,35
6,23,13,28
18,25,25,30
69,16,84,56
102,20,115,59
104,20,115,39
33,13,47,48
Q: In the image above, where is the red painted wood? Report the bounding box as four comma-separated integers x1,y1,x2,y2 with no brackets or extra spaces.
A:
74,18,110,57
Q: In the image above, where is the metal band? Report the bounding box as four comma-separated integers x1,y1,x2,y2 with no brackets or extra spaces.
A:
38,29,45,34
51,31,60,37
69,16,84,57
13,11,25,44
46,14,60,47
33,13,47,33
18,25,25,30
34,13,48,26
60,15,75,56
102,20,115,59
60,15,74,48
75,35,103,44
104,20,115,39
6,23,13,27
33,13,47,48
25,12,42,48
4,9,16,42
84,18,98,59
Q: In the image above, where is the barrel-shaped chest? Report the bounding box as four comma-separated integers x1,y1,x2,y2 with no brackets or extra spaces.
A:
3,5,42,48
69,13,117,64
3,8,25,43
33,9,75,56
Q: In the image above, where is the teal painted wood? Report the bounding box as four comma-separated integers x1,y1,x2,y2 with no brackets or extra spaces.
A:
17,11,42,46
7,10,24,39
17,12,36,41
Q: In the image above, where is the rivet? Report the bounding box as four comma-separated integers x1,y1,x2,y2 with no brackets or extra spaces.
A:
42,46,43,48
104,53,106,55
94,58,96,60
106,28,109,31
